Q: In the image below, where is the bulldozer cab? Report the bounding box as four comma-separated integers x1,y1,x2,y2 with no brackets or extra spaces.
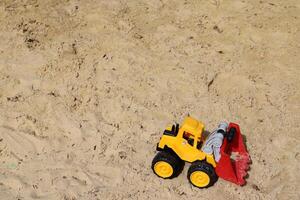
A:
180,117,204,138
179,117,204,148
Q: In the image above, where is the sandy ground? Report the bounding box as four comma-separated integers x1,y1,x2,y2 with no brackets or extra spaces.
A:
0,0,299,199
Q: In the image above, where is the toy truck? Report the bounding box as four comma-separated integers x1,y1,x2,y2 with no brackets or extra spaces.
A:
152,116,250,188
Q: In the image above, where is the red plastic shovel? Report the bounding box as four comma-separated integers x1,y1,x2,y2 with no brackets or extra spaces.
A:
215,123,251,185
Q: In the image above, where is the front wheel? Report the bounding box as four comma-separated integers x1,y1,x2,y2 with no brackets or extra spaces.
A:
187,161,218,188
152,151,183,179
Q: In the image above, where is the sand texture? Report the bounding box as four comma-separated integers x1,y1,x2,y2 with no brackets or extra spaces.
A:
0,0,299,199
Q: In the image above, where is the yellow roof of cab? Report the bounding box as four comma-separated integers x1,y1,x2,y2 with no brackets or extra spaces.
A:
181,116,204,137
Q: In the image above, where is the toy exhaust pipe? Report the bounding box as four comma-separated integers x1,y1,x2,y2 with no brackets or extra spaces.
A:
215,123,251,185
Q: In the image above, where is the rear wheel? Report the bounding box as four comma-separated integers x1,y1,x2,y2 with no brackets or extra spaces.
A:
188,161,218,188
152,151,184,179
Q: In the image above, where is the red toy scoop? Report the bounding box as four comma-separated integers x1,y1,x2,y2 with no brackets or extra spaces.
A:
215,123,251,185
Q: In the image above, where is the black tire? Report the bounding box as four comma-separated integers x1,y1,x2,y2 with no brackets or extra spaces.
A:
187,161,218,188
151,151,184,179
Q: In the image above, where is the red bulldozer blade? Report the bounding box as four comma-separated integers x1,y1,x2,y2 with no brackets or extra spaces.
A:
215,123,250,185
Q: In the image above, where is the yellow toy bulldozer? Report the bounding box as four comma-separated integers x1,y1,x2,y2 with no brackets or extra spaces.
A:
152,116,250,188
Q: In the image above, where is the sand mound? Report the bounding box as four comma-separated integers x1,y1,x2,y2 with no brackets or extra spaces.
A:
0,0,299,199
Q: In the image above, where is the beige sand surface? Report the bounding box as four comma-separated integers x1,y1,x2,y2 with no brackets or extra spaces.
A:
0,0,299,199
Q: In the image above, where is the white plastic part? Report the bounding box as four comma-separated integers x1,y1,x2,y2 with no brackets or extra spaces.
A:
201,122,228,162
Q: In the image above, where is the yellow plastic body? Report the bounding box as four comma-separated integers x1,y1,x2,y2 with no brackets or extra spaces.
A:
158,116,216,167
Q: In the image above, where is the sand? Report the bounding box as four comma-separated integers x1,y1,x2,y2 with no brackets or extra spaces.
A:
0,0,299,199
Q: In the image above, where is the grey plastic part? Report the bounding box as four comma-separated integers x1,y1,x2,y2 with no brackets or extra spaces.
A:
201,122,228,162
